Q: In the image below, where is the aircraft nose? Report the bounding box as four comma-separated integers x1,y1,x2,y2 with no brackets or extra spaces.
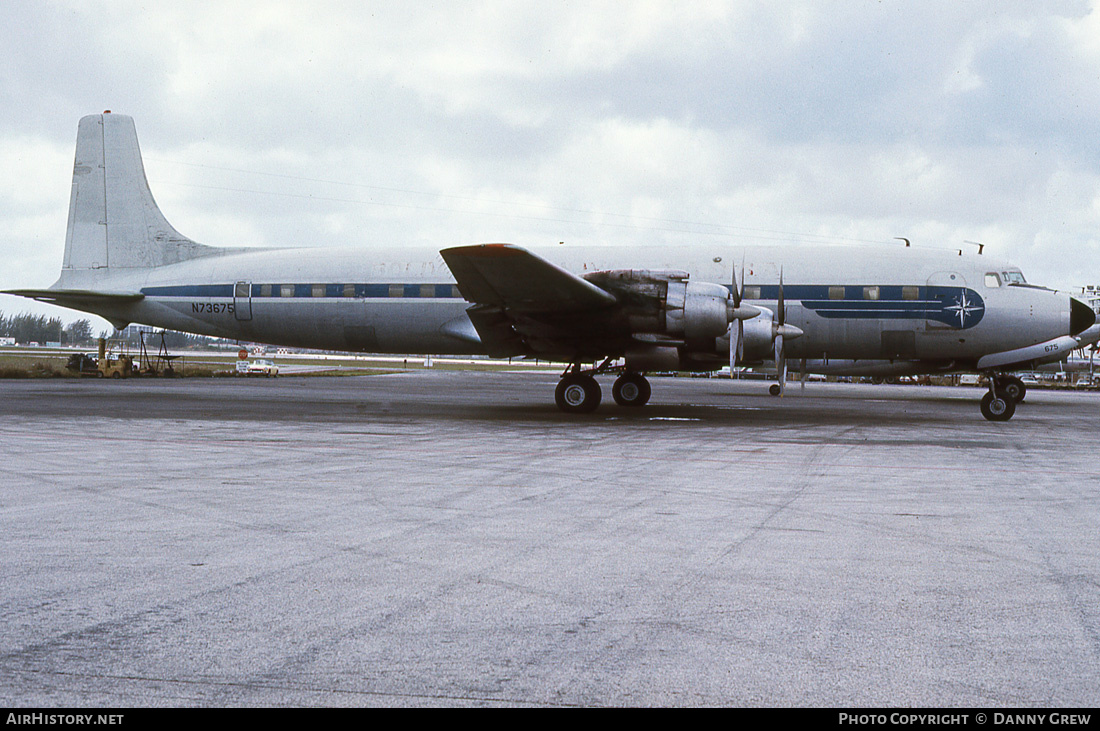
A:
1071,296,1096,336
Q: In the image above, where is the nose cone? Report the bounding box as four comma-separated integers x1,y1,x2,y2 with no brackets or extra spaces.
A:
1071,297,1096,336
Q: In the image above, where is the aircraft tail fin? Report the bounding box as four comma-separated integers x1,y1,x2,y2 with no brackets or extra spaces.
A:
59,113,220,282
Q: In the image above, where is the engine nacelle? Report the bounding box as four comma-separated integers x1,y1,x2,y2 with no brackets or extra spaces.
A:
667,280,736,343
740,308,776,361
583,269,757,345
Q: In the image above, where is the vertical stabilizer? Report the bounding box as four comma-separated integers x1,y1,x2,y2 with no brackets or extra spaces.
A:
61,113,218,277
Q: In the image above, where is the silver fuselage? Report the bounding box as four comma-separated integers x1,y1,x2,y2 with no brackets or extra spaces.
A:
56,243,1077,369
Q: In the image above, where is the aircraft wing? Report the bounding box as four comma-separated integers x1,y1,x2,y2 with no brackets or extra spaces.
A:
440,244,616,313
440,244,620,358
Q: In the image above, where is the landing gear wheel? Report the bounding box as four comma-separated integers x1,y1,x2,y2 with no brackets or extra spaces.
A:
980,391,1016,421
769,383,782,396
612,373,651,407
555,374,602,413
1000,376,1026,403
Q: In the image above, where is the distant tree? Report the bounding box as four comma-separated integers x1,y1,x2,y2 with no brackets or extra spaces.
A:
1,308,231,349
45,317,64,343
64,319,95,346
10,314,47,343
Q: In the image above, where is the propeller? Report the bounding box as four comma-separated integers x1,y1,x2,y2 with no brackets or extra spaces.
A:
729,259,746,377
771,267,805,396
774,269,787,394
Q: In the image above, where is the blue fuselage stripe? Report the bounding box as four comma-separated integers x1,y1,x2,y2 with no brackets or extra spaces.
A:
140,284,465,299
140,282,986,329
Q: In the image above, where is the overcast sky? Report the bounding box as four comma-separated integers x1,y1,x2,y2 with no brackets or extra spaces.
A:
2,0,1099,328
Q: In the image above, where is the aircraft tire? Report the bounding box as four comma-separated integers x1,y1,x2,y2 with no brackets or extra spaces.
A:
612,373,651,407
769,383,782,396
980,391,1016,421
1000,376,1026,403
555,374,602,413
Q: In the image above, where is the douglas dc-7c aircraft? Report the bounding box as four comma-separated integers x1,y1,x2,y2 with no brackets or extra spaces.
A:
6,113,1096,421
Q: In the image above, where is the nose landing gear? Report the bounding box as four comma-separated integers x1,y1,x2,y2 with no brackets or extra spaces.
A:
980,373,1021,421
980,390,1015,421
997,374,1027,404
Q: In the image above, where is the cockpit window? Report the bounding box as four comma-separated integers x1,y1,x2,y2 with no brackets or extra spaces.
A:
1002,271,1026,285
985,273,1001,288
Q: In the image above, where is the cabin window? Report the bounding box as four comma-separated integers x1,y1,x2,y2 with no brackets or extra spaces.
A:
829,286,845,300
260,284,272,297
863,286,880,300
451,285,463,298
280,284,294,298
985,273,1001,288
420,284,435,298
388,284,403,298
312,284,326,298
745,286,761,300
902,286,919,301
343,284,356,298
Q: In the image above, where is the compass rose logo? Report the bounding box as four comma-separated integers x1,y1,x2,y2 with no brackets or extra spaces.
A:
943,289,985,328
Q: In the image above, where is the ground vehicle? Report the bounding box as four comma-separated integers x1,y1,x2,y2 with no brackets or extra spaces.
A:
246,359,279,377
98,353,134,378
66,353,99,376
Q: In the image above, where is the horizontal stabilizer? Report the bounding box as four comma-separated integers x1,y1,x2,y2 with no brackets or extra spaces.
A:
3,288,145,307
441,244,617,313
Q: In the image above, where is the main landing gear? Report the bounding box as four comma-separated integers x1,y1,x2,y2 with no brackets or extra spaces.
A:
979,374,1026,422
554,362,651,414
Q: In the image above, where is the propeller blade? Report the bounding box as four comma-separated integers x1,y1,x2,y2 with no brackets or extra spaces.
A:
729,319,744,377
775,333,786,395
777,267,785,327
727,260,760,321
730,323,735,377
731,260,741,307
